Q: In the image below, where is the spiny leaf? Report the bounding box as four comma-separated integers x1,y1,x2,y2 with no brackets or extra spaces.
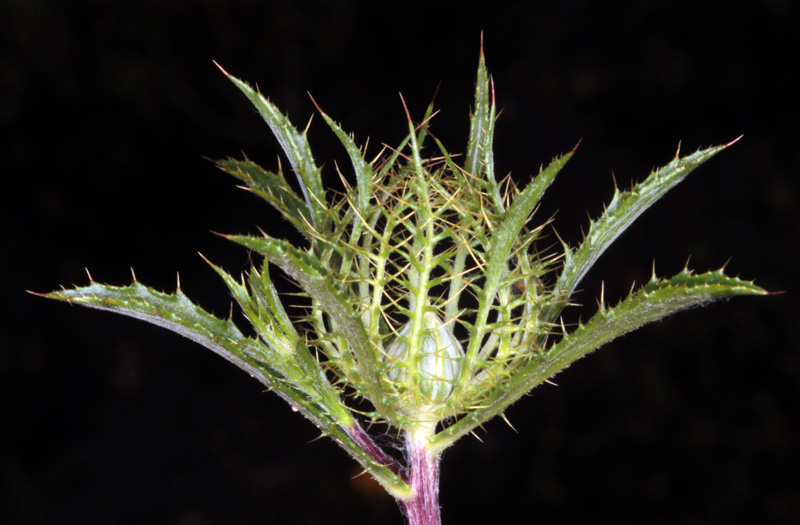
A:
205,259,348,413
545,141,735,326
224,234,386,413
457,149,574,400
465,41,502,211
310,97,372,218
205,259,295,351
433,269,766,453
249,259,299,339
43,281,339,420
43,281,411,497
531,269,767,388
46,281,269,375
216,63,329,236
413,96,439,151
217,158,313,239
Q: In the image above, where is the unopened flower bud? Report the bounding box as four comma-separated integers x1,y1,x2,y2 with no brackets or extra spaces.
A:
385,311,464,405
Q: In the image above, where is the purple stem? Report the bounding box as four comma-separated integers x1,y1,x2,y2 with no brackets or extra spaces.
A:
344,423,404,479
345,422,442,524
401,430,442,525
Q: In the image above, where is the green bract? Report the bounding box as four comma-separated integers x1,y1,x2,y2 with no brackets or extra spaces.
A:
43,45,766,522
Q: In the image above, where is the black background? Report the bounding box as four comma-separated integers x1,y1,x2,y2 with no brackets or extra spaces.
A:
3,1,797,523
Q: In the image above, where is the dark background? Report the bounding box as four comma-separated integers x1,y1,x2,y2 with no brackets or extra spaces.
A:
3,1,797,523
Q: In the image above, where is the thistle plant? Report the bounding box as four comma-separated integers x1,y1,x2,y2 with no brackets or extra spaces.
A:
42,45,766,524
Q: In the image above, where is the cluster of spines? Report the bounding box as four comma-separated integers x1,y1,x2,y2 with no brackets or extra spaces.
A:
248,129,559,424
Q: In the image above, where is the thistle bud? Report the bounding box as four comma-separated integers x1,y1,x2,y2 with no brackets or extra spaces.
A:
385,311,464,407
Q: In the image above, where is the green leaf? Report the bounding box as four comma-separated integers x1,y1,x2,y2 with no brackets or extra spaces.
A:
526,269,766,390
205,260,297,351
465,44,502,211
545,141,734,325
43,280,411,498
216,158,314,240
217,64,328,236
43,281,341,419
224,234,386,413
310,98,372,218
458,150,574,395
249,259,299,340
413,97,439,150
434,269,766,453
309,99,376,299
205,259,349,416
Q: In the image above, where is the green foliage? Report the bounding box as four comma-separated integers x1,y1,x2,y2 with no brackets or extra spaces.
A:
44,48,766,504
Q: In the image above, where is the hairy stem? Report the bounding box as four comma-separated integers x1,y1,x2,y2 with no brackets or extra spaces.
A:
402,424,441,525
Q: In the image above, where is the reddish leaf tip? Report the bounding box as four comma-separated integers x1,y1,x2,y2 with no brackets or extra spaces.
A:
398,93,412,123
212,60,230,77
307,92,324,115
725,134,744,147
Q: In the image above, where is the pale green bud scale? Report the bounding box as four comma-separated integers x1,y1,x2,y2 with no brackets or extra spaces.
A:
385,311,464,406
